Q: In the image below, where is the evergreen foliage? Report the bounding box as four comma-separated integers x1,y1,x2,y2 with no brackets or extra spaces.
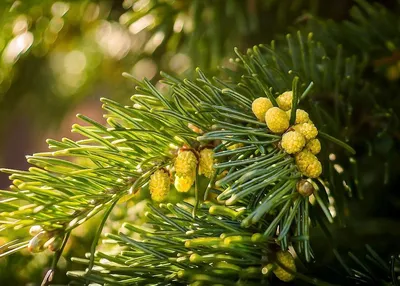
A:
0,0,399,285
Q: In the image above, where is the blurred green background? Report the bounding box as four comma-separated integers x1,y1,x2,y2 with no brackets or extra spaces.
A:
1,0,400,284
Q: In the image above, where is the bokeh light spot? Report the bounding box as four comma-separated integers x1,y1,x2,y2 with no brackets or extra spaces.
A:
49,17,64,34
169,53,191,74
133,0,150,12
2,32,34,64
129,15,154,34
83,3,100,23
144,31,164,54
51,2,70,17
64,50,87,74
12,15,29,35
96,22,131,60
132,58,157,80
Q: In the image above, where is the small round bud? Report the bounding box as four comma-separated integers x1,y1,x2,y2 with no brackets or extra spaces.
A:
295,150,313,171
198,149,215,178
273,250,296,282
296,179,315,196
304,158,322,178
45,236,63,252
28,231,51,253
306,138,321,155
188,123,203,134
252,97,273,122
174,173,195,193
281,131,306,154
276,91,293,111
29,225,43,236
174,150,198,177
265,107,290,134
149,169,171,202
286,109,309,124
295,150,322,178
293,122,318,140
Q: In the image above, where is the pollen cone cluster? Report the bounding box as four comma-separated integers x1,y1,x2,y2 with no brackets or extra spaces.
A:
251,91,322,179
148,148,215,200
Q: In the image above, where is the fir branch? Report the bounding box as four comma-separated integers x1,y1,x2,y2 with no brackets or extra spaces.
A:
0,26,361,284
66,202,293,285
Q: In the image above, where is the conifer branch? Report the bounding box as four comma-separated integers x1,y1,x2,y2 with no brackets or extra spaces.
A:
0,9,374,283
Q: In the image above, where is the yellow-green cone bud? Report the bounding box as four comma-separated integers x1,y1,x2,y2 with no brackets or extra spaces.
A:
305,138,321,155
252,97,273,122
198,148,215,178
286,109,309,124
293,122,318,140
174,173,195,193
265,107,289,134
295,150,322,178
276,91,293,111
174,150,198,177
149,169,170,202
281,131,306,154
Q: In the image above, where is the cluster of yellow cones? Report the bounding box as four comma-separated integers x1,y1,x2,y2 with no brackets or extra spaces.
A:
149,148,214,202
252,91,322,178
